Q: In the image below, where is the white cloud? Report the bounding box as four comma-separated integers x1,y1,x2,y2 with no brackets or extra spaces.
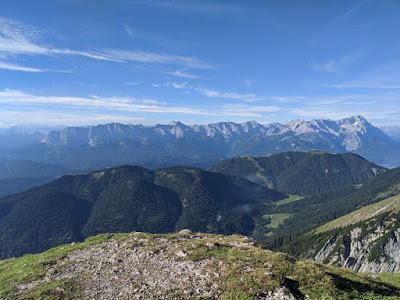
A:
100,49,211,69
163,69,199,79
130,0,245,15
158,82,268,102
222,104,281,117
244,78,255,87
312,60,337,72
1,88,398,126
321,60,400,89
0,61,44,72
0,89,285,124
171,81,188,89
323,83,400,89
124,81,142,86
196,87,266,102
305,99,343,106
151,81,189,89
312,55,358,73
125,25,134,38
0,17,211,69
337,1,367,23
0,110,149,127
0,89,213,116
270,96,307,103
287,93,400,126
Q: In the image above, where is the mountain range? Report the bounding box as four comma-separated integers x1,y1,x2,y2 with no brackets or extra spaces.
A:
2,116,399,172
0,127,45,149
381,125,400,142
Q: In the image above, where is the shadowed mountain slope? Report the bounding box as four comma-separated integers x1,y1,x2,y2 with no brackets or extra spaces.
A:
0,165,285,259
259,166,400,249
209,151,386,195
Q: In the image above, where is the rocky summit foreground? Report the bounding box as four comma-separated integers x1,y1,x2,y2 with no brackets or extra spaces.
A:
1,231,400,299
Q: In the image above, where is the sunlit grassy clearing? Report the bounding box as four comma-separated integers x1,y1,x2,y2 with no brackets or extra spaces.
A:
263,213,292,229
275,194,305,206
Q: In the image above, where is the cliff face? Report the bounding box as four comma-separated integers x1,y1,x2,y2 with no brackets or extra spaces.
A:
310,207,400,273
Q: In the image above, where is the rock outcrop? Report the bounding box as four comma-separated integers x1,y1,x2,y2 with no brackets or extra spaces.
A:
3,231,397,299
311,208,400,273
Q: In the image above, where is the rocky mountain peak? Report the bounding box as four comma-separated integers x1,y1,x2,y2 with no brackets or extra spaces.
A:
168,121,182,126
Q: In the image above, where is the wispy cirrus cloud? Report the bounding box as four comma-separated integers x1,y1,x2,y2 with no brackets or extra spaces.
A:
0,61,45,72
312,60,337,72
244,78,255,87
286,92,400,125
99,49,211,69
337,1,367,23
124,81,142,86
222,104,281,117
0,17,211,69
196,87,266,102
163,69,199,79
0,89,286,124
322,83,400,89
152,81,189,89
270,96,307,103
0,110,149,127
0,89,212,115
311,55,358,73
125,25,134,38
129,0,246,15
171,81,188,89
321,60,400,89
155,80,267,102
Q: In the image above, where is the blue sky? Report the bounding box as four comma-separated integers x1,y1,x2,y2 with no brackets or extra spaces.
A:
0,0,399,127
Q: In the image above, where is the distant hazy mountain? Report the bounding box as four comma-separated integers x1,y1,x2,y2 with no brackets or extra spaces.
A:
209,151,387,195
380,125,400,142
0,158,71,196
10,115,400,170
0,158,68,179
0,127,44,149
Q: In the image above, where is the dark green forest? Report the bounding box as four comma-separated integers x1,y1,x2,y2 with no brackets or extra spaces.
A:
260,166,400,251
0,165,285,258
209,151,387,195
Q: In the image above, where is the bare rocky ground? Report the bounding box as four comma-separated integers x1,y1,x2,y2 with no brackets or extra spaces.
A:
11,230,296,299
3,230,398,299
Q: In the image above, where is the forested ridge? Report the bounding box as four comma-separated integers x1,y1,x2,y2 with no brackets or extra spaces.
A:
0,165,285,258
261,166,400,251
209,151,386,195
